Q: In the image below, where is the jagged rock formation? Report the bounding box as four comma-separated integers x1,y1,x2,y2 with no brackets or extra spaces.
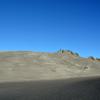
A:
0,51,100,82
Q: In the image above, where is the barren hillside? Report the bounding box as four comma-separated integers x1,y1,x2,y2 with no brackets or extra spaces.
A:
0,50,100,82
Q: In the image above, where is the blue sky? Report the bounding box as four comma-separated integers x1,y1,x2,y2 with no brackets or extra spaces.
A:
0,0,100,57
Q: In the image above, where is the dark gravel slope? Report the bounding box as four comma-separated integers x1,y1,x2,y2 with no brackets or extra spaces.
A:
0,77,100,100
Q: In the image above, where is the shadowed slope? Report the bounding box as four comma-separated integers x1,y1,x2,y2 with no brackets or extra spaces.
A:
0,77,100,100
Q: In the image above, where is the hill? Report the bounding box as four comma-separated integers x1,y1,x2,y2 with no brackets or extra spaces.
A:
0,50,100,82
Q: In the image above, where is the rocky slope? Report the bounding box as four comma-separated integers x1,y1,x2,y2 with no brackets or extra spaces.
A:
0,50,100,82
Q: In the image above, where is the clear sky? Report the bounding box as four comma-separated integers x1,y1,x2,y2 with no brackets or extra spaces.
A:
0,0,100,57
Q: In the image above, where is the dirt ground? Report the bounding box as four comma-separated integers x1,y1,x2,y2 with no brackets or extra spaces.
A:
0,76,100,100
